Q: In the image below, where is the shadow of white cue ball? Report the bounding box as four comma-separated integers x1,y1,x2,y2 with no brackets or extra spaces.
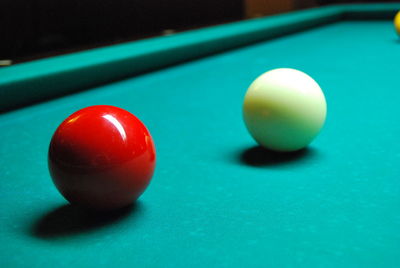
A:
243,68,327,152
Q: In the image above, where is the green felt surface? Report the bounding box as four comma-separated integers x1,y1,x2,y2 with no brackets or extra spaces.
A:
1,20,400,267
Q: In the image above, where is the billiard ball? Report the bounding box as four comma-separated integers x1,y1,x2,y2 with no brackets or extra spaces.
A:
243,68,327,152
48,105,156,210
395,11,400,36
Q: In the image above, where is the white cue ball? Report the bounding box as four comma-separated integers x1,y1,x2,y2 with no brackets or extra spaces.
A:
243,68,327,152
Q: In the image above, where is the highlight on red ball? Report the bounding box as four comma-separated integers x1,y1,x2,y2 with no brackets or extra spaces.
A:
48,105,156,211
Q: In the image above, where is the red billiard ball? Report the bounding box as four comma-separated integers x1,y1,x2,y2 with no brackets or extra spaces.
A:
48,105,156,210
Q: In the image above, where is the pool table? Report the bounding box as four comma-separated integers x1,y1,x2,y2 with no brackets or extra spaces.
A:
1,3,400,268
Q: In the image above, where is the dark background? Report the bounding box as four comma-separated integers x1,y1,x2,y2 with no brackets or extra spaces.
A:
1,0,398,63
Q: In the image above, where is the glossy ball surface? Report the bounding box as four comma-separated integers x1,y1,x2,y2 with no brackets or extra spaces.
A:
243,68,327,152
48,105,156,210
395,11,400,36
